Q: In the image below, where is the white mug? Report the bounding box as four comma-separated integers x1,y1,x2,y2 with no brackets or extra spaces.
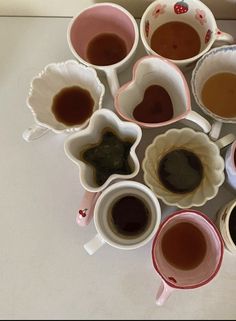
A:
67,3,139,97
217,198,236,254
84,181,161,255
192,45,236,141
140,0,234,70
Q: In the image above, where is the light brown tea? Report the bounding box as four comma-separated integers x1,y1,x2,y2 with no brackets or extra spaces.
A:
133,85,174,123
52,86,94,126
87,33,128,66
201,72,236,118
151,21,201,60
161,222,207,270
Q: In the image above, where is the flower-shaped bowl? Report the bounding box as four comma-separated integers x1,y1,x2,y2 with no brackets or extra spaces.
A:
142,128,225,208
23,60,105,141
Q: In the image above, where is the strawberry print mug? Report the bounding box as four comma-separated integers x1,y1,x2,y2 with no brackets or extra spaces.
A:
140,0,234,69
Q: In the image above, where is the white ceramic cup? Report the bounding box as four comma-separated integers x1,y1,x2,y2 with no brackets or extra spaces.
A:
140,0,234,70
67,2,139,97
115,55,211,133
84,181,161,255
23,60,105,142
217,198,236,254
191,45,236,141
143,128,236,208
225,140,236,191
64,109,142,227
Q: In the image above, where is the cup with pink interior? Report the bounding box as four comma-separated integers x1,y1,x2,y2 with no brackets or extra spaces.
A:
152,209,224,306
67,2,139,97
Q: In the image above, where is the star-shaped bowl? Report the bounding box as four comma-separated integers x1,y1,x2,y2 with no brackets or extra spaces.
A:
64,109,142,193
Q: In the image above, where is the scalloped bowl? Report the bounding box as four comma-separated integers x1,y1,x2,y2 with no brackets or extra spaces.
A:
142,128,225,208
27,60,105,133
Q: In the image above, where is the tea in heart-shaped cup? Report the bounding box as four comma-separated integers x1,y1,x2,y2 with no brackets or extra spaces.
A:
114,56,211,133
64,109,142,227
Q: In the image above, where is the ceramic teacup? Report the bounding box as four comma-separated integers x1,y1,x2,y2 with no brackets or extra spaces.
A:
64,109,142,227
140,0,234,70
84,181,161,255
152,209,223,305
225,140,236,191
115,55,211,133
192,45,236,140
143,128,235,208
23,60,105,142
217,198,236,254
67,2,139,97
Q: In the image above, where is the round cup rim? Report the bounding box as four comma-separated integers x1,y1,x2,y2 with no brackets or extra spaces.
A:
67,2,139,71
93,180,162,250
191,45,236,124
152,209,224,290
140,0,218,65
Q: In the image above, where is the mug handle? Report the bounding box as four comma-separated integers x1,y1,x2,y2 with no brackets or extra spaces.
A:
209,120,223,141
156,281,175,306
84,233,106,255
105,68,120,97
215,133,236,150
23,124,49,142
76,191,101,227
184,110,211,133
213,30,235,47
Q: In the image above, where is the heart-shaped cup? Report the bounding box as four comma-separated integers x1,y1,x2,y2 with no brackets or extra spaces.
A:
114,55,211,133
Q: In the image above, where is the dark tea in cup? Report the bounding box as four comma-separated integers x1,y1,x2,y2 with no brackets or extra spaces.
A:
108,195,151,238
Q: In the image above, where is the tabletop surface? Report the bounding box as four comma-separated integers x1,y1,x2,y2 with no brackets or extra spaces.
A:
0,16,236,320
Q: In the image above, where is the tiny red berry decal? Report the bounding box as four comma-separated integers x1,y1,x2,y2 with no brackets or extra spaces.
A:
205,29,212,44
78,208,88,218
174,1,189,14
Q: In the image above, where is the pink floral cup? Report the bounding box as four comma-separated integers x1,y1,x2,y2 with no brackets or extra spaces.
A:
152,209,224,306
140,0,234,69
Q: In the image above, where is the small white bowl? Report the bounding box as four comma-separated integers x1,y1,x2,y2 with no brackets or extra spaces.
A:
23,60,105,142
64,109,142,193
142,128,225,208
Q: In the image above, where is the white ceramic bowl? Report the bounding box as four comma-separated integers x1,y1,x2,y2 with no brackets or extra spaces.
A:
64,109,142,193
142,128,225,208
23,60,105,141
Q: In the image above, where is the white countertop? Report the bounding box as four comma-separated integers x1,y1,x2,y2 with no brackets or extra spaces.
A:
0,16,236,320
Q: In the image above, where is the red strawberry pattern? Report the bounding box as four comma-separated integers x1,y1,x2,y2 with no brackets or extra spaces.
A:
174,0,189,14
205,29,212,44
79,208,88,218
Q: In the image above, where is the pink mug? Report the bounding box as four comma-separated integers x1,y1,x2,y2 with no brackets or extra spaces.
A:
67,3,139,97
152,209,224,306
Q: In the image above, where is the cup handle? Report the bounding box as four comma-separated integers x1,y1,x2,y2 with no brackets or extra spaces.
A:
105,68,120,97
84,233,106,255
209,120,223,141
184,110,211,133
77,191,101,227
156,281,175,306
23,124,49,142
213,30,235,47
215,133,236,150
